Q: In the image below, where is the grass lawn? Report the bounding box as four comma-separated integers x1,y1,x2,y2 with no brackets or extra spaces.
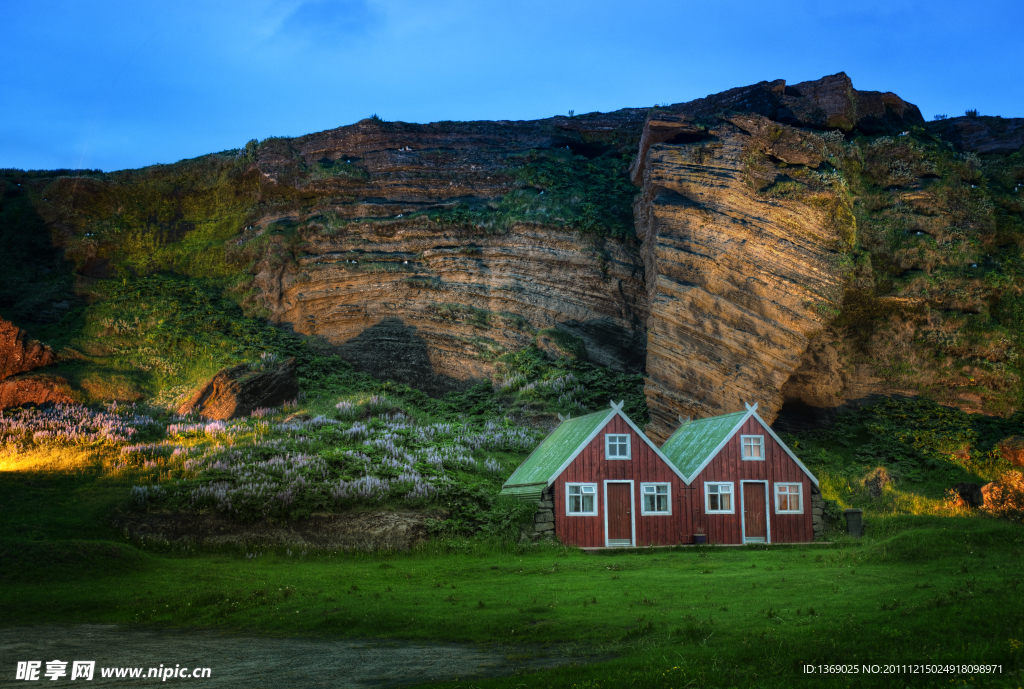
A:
1,459,1022,689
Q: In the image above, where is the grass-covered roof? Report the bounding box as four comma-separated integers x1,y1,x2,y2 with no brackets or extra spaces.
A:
660,411,747,479
501,409,613,490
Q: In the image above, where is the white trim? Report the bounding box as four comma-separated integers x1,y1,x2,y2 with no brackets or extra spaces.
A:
602,480,635,547
613,411,692,485
565,482,598,516
740,480,771,544
683,413,752,482
679,407,821,487
639,482,672,516
704,481,735,514
604,433,632,460
546,409,692,487
740,435,765,461
544,408,617,487
774,482,803,514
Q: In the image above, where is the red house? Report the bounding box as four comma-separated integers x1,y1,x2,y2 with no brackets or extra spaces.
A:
500,401,693,547
659,403,822,544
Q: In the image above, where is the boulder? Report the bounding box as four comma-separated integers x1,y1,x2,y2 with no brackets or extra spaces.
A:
0,374,76,410
981,472,1024,514
925,116,1024,155
670,72,924,135
177,358,299,420
954,482,984,509
0,318,57,381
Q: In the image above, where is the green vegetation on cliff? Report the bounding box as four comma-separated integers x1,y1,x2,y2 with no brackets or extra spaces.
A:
744,124,1024,414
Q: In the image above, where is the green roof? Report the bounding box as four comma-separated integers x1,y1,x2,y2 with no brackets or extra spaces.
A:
500,484,546,502
501,409,613,490
660,411,747,479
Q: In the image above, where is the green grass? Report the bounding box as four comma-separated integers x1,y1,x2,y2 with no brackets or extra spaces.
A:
3,392,1024,687
0,507,1020,688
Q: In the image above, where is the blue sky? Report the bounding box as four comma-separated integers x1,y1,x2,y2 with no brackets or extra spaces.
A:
2,0,1021,172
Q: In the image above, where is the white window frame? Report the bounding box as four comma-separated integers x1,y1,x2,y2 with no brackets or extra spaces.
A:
774,482,803,514
639,482,672,516
704,481,735,514
741,435,765,461
565,483,598,516
604,433,631,460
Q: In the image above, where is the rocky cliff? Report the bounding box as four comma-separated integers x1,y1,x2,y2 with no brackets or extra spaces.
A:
239,113,651,394
632,113,851,441
3,72,1021,429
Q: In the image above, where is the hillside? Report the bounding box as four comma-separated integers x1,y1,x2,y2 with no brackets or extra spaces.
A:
1,71,1023,441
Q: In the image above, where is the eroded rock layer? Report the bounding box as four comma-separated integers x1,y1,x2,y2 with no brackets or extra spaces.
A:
257,224,647,395
634,113,848,442
234,112,651,393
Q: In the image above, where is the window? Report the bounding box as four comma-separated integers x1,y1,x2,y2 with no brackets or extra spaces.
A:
640,483,671,515
705,482,734,513
741,435,765,460
775,483,803,513
605,434,631,460
566,484,598,515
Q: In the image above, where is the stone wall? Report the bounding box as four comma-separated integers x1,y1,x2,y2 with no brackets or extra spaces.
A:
811,483,824,541
531,486,556,541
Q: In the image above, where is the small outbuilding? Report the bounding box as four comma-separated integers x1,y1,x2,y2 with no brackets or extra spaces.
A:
501,401,692,547
660,402,822,544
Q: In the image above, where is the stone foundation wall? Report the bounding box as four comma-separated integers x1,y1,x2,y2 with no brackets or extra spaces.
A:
811,483,824,540
532,486,556,540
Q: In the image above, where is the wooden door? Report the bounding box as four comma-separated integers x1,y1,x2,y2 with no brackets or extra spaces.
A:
606,483,632,546
743,483,767,542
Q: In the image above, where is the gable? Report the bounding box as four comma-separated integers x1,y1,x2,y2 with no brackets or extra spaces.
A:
660,407,819,486
502,405,690,495
545,411,690,487
660,411,746,478
747,411,819,486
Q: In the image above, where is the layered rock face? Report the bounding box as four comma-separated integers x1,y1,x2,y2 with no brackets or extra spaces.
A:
242,73,921,403
243,113,650,394
8,73,939,420
257,225,647,396
633,113,849,442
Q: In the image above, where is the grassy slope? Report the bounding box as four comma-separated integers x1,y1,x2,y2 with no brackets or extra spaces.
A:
2,384,1023,688
2,119,1024,688
0,507,1021,688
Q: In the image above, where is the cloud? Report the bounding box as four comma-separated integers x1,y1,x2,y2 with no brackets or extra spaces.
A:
276,0,377,41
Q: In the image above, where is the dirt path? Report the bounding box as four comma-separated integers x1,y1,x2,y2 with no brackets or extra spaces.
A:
1,625,586,688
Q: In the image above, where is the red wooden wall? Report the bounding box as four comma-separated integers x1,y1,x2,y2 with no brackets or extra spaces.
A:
689,417,814,544
552,415,693,547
